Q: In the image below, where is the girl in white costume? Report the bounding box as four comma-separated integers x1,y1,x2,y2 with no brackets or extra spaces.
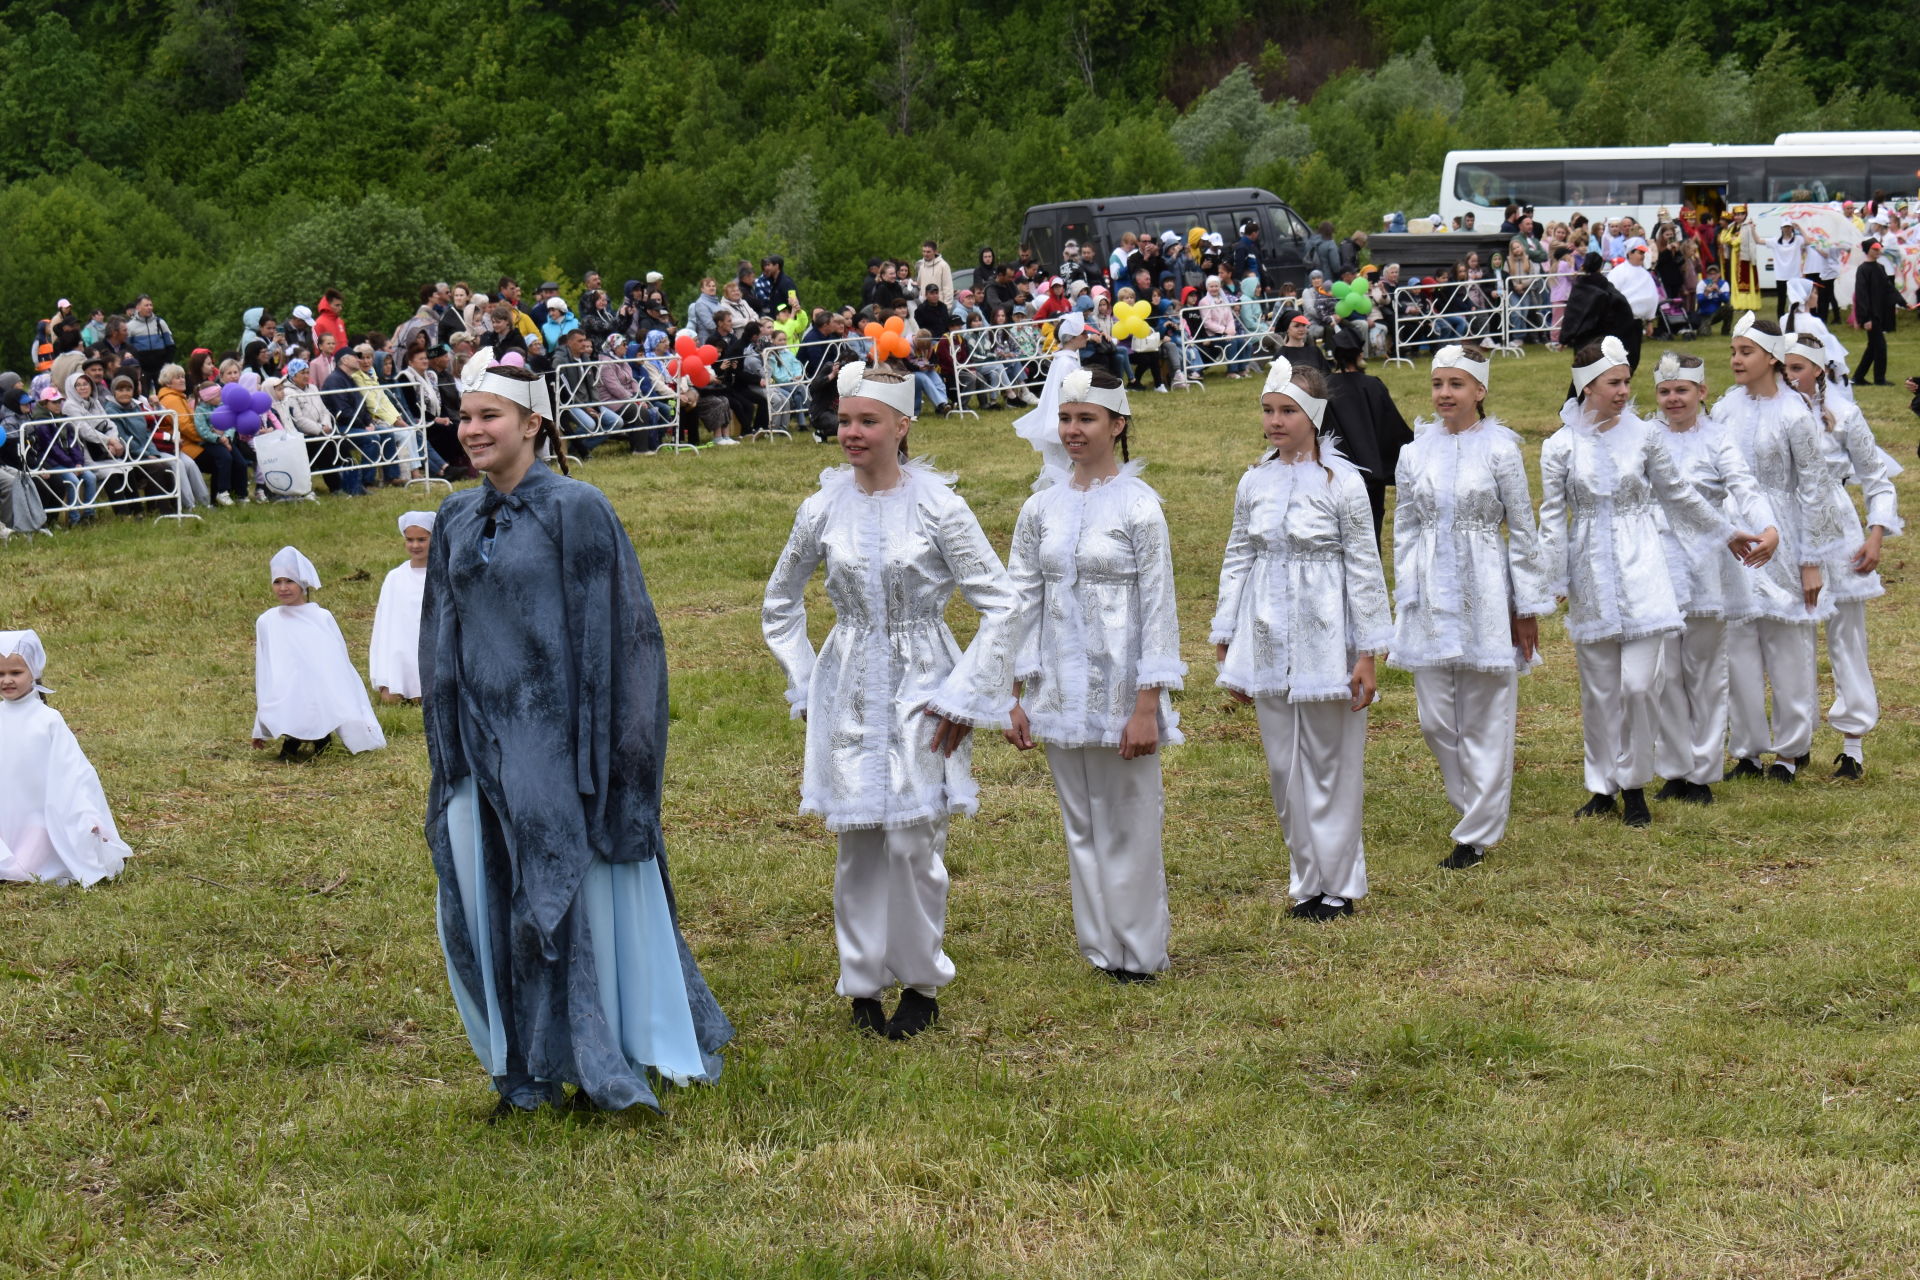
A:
1781,333,1901,777
764,364,1015,1040
1714,314,1850,783
1214,360,1392,919
1537,337,1765,827
1648,352,1781,804
251,546,387,761
369,511,435,703
996,367,1182,976
0,630,132,886
1390,344,1554,870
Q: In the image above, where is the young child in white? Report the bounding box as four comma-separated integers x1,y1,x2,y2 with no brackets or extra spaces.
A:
252,546,387,761
370,510,435,703
0,629,132,886
998,366,1182,978
1781,332,1901,777
1648,352,1780,805
1213,359,1391,919
1390,344,1554,870
1537,336,1763,828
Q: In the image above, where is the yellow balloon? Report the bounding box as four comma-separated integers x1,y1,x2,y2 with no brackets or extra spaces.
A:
1114,318,1150,340
1114,300,1151,324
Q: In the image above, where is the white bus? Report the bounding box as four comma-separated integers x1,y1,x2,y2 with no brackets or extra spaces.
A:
1439,133,1920,283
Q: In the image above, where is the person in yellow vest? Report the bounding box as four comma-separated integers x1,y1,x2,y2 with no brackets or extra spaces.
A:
1719,206,1764,311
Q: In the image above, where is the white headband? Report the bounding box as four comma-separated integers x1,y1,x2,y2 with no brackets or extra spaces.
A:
0,628,52,694
459,347,554,420
836,362,916,418
1652,352,1706,387
1732,312,1786,361
398,510,436,536
1573,335,1631,394
270,546,321,590
1056,312,1087,339
1432,344,1489,387
1059,368,1131,417
1261,358,1326,429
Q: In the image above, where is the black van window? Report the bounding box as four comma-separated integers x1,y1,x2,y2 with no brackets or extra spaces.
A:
1207,212,1236,239
1029,224,1057,270
1105,216,1141,244
1062,220,1096,257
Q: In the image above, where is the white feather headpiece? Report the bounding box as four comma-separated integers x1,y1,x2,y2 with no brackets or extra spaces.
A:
1432,344,1489,387
1732,312,1787,361
1261,358,1326,428
1573,335,1631,395
1059,367,1130,417
458,346,553,420
1652,352,1706,387
836,362,916,418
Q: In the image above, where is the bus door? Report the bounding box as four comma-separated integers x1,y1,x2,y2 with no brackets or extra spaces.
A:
1672,158,1728,221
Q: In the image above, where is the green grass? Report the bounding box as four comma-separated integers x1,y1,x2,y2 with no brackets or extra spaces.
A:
5,333,1920,1278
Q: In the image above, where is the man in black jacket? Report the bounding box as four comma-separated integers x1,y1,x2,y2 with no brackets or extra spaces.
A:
1853,238,1900,386
913,286,953,339
318,351,374,494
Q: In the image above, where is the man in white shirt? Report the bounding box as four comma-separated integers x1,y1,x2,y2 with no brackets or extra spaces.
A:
913,241,953,308
1769,225,1804,319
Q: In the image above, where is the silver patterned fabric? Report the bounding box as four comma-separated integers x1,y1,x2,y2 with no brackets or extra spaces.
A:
1212,453,1393,701
996,463,1186,747
1654,415,1777,621
1811,398,1900,603
1711,386,1850,623
1537,406,1736,644
762,462,1016,832
1390,417,1554,673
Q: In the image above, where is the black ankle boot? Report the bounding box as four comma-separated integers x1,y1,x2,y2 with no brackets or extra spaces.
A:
1682,781,1715,805
1724,758,1763,781
1654,778,1689,802
886,989,940,1040
308,734,334,759
1575,792,1618,819
277,737,303,762
1439,843,1483,869
1832,754,1863,780
1765,761,1795,784
850,998,886,1036
1621,787,1651,827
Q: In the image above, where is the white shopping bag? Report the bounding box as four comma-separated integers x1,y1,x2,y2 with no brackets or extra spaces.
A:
253,428,313,498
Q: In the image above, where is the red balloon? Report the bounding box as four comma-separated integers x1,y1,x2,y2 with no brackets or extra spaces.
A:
681,355,710,387
675,333,697,358
697,344,719,365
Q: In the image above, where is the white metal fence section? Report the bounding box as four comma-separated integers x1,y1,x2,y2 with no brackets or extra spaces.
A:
22,407,200,527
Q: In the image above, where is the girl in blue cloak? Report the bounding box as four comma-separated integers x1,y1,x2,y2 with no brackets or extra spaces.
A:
420,350,732,1115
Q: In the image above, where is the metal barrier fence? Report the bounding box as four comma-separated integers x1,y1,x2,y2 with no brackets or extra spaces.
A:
297,377,452,496
20,407,200,530
549,355,697,456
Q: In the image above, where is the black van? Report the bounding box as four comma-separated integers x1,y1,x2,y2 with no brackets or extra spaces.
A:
1020,188,1316,288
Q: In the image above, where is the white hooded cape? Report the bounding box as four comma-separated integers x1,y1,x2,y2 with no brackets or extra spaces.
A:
0,694,131,886
368,563,428,699
253,603,387,751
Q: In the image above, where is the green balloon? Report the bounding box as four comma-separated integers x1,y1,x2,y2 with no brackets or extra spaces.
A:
1352,296,1374,316
1329,280,1352,300
1336,297,1356,317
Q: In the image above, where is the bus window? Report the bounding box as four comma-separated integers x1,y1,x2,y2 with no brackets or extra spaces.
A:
1061,220,1097,256
1452,160,1562,207
1105,216,1141,246
1726,155,1767,203
1765,157,1867,203
1866,157,1920,199
1564,158,1663,206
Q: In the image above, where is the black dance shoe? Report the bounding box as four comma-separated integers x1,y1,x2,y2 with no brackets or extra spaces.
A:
1109,969,1159,984
1621,788,1651,828
885,990,940,1040
1288,896,1324,919
1310,899,1355,921
1765,762,1795,784
1654,778,1689,802
1682,782,1715,806
1832,754,1863,780
277,737,304,762
1793,753,1810,769
1724,758,1764,781
1575,792,1619,819
850,998,887,1036
1439,843,1483,870
307,734,334,759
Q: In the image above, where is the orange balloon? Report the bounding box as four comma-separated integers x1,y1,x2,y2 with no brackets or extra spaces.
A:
884,316,905,334
863,322,884,342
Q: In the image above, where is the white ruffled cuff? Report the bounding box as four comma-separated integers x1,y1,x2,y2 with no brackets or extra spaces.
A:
1352,625,1396,656
1134,659,1188,690
784,688,808,720
922,688,1016,731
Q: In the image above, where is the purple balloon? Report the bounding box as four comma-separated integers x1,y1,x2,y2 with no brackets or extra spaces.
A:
209,406,236,433
220,382,249,409
250,389,272,414
234,410,262,438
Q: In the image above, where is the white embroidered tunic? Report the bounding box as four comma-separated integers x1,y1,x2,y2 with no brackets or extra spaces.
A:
1811,398,1901,603
996,462,1186,746
1711,387,1851,623
1389,417,1554,673
1212,453,1393,701
1537,407,1737,644
1654,414,1777,621
762,462,1015,832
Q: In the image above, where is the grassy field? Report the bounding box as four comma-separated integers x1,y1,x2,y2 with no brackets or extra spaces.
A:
5,331,1920,1279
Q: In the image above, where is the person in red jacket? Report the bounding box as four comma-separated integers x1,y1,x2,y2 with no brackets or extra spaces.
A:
312,290,348,353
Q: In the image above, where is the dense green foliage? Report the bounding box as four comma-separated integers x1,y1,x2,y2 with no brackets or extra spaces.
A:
1,0,1909,347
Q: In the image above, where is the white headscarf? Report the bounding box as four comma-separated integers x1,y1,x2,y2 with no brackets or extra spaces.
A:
270,546,321,590
397,511,437,536
1260,357,1327,429
0,628,52,694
